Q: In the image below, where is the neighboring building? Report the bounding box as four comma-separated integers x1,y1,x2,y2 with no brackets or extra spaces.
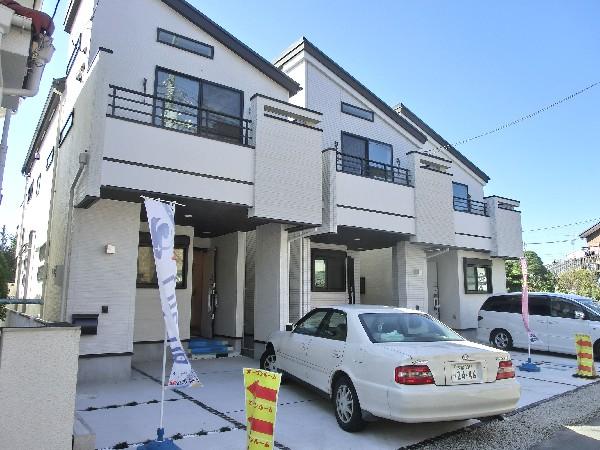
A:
0,0,54,202
14,0,522,382
547,221,600,277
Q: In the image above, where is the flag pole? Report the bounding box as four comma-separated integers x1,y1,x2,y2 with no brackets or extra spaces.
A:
160,329,167,436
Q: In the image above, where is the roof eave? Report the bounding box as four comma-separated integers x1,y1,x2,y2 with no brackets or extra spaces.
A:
275,37,427,145
398,103,490,183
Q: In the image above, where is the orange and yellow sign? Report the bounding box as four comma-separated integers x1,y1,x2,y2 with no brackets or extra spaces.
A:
243,368,282,450
575,334,597,378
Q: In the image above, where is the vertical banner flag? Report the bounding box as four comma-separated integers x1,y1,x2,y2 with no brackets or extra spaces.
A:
144,198,201,388
520,257,539,344
244,368,282,450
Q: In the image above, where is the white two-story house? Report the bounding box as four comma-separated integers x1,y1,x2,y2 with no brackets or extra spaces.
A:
14,0,522,382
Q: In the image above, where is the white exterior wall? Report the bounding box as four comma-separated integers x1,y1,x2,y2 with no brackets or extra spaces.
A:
359,248,393,306
0,324,80,450
455,250,508,329
435,250,461,328
487,197,524,258
213,232,246,339
134,224,194,343
68,199,140,355
454,210,493,251
391,242,428,312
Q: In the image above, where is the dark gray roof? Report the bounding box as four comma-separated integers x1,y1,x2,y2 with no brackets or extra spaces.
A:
66,0,301,96
396,104,490,182
274,37,427,145
580,221,600,239
22,77,66,175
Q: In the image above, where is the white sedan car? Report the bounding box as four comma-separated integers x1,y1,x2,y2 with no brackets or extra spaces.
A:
260,305,520,431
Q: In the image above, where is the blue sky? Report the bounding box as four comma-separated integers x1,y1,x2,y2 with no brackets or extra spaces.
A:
1,0,598,262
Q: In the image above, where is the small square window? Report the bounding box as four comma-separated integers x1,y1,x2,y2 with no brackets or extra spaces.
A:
341,102,374,121
463,258,492,294
157,28,214,59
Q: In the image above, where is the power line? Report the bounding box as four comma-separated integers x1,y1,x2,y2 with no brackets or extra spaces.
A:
51,0,61,19
524,217,600,233
525,237,582,245
428,80,600,154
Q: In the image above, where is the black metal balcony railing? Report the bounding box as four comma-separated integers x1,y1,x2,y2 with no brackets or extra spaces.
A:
453,196,488,216
336,152,411,187
107,85,252,147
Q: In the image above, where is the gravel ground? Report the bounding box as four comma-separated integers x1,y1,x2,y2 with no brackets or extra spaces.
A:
401,380,600,450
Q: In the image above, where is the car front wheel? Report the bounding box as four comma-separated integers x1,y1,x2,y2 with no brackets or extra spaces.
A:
333,375,366,432
260,348,278,372
491,329,513,350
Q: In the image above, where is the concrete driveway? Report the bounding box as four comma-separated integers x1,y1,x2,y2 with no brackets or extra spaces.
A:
75,351,598,450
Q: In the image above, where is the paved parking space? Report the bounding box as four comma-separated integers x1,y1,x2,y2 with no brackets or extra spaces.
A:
77,350,598,450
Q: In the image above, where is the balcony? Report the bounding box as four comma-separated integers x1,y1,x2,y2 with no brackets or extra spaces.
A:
336,152,411,187
453,196,488,216
107,85,253,147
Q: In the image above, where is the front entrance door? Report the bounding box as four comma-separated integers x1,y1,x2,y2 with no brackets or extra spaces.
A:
191,248,216,338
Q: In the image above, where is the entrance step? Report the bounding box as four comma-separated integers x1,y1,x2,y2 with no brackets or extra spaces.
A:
187,338,237,360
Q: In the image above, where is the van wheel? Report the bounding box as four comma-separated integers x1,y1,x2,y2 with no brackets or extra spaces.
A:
333,375,367,432
490,329,513,350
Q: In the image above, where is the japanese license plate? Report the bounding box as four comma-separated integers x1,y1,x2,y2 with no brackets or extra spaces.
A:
451,363,479,383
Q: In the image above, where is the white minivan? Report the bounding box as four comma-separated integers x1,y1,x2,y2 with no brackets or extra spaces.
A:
477,292,600,358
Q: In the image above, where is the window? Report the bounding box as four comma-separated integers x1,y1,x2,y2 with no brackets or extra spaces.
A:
359,313,463,343
294,310,329,336
136,233,189,289
340,132,393,180
27,182,33,202
453,182,469,212
341,102,374,121
157,28,214,59
319,311,347,341
46,147,54,170
35,174,41,196
463,258,492,294
66,33,81,76
529,295,551,316
154,68,243,143
59,111,74,146
311,250,346,292
481,295,519,313
550,298,586,319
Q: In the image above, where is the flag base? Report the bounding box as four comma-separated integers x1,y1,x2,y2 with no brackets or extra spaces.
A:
137,428,181,450
518,358,541,372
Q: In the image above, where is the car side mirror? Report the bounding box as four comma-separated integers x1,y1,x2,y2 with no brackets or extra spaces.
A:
574,310,585,320
285,323,294,332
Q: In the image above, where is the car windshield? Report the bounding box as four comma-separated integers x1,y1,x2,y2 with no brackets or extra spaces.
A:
359,313,464,343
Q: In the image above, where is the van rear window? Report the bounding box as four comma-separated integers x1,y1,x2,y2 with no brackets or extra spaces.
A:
481,295,519,313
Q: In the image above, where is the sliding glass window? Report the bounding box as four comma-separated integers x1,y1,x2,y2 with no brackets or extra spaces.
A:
340,132,393,180
154,68,243,143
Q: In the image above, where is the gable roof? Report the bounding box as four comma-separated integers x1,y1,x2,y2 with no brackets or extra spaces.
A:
65,0,301,96
22,77,66,175
274,37,427,145
396,104,490,182
580,221,600,240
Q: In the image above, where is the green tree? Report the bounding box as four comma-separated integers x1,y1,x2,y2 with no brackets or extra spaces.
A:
556,269,600,300
505,250,555,292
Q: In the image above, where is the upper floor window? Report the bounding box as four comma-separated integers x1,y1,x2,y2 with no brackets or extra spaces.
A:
35,174,41,196
59,111,74,146
26,182,33,202
340,132,393,180
463,258,492,294
157,28,214,59
46,147,54,171
452,182,469,212
154,68,243,144
66,34,81,76
341,102,374,122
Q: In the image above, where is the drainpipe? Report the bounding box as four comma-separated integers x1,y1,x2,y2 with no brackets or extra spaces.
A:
0,109,11,205
59,152,89,322
2,36,55,98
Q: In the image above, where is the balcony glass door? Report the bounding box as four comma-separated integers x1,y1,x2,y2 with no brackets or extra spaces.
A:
340,133,367,175
368,141,392,181
201,82,243,144
155,70,200,133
